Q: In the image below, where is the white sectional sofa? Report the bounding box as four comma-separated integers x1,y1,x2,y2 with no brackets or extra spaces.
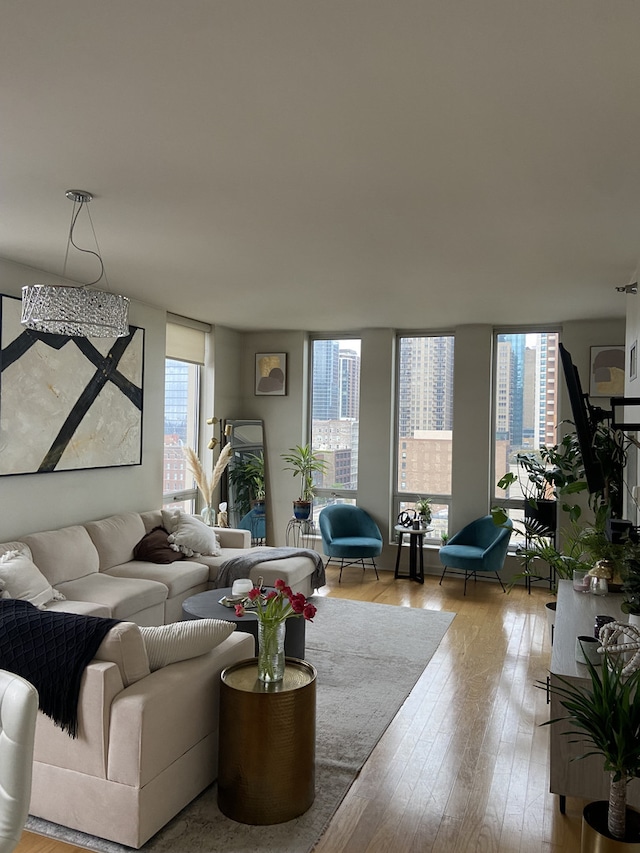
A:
30,620,254,847
0,509,323,846
0,509,322,626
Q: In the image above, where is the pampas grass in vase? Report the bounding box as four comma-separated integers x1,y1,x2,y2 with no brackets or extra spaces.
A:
183,443,233,526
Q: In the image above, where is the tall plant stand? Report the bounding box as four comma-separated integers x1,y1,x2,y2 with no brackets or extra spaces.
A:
522,499,557,593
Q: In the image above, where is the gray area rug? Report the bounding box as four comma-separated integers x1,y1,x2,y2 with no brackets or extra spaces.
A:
26,597,455,852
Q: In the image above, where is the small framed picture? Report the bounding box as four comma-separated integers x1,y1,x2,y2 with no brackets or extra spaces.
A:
631,342,637,382
589,345,625,397
255,352,287,396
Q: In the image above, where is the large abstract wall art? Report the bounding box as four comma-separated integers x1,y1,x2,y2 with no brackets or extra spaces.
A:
0,294,144,476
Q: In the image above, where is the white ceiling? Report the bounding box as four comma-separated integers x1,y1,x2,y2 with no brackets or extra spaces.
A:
1,1,640,332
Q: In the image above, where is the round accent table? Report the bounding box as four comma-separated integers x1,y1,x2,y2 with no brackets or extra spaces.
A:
217,658,317,824
393,524,432,584
181,588,306,659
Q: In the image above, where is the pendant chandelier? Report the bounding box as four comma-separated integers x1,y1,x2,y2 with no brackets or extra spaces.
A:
21,190,129,338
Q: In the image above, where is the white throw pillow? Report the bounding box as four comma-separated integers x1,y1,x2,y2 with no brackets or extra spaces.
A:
0,550,66,609
161,507,181,534
166,512,221,557
139,619,236,671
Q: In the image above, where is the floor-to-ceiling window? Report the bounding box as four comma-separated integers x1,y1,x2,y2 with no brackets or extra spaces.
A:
492,329,559,544
394,334,455,541
162,318,208,512
310,336,361,518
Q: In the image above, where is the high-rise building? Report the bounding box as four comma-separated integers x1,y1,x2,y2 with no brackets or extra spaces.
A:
501,333,526,448
164,359,190,442
312,340,340,420
397,336,454,438
339,349,360,419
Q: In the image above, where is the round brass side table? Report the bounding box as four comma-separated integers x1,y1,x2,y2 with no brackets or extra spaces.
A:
217,658,316,825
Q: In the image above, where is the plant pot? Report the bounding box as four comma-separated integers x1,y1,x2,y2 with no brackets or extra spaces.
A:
628,613,640,629
293,500,312,520
582,802,640,851
545,601,557,645
524,499,557,536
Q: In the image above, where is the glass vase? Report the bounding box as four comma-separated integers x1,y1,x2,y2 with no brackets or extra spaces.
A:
201,505,216,526
257,620,286,683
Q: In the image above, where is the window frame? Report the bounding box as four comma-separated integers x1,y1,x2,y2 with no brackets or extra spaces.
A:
162,357,202,511
392,331,455,542
308,334,361,504
490,326,561,548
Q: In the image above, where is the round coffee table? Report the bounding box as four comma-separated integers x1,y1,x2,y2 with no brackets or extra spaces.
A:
181,588,306,659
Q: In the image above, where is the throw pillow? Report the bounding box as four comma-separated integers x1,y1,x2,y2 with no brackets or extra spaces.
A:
133,526,184,564
0,550,66,609
166,512,221,557
139,619,236,671
161,507,182,534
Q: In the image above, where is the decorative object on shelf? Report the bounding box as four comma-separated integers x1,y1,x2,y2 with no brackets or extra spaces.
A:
415,497,432,527
543,649,640,847
594,614,616,639
217,502,229,528
255,352,287,396
397,510,418,528
281,445,328,522
234,578,317,683
183,442,233,526
575,635,602,666
21,190,129,338
598,622,640,677
589,560,614,596
573,569,591,592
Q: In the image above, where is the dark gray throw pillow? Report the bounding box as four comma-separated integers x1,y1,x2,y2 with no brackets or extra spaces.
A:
133,526,184,564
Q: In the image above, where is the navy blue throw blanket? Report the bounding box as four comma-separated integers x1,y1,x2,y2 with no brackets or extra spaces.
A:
0,599,119,737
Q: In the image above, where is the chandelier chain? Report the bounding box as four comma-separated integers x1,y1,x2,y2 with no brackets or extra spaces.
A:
63,198,105,288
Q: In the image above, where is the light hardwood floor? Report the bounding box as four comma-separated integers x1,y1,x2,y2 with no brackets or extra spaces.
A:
17,569,587,853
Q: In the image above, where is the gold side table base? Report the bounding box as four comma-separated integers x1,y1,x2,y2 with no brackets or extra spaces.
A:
218,658,316,825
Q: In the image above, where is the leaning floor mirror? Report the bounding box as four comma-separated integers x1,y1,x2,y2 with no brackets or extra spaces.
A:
223,419,266,544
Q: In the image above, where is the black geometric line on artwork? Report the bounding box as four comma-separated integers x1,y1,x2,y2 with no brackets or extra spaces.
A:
1,328,70,371
38,331,142,472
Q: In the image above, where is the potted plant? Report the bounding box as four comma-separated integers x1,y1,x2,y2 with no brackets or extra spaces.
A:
617,540,640,625
497,433,588,534
281,444,328,520
544,651,640,848
415,496,432,527
228,452,266,521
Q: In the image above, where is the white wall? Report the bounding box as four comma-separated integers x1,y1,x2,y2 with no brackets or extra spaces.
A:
0,259,165,540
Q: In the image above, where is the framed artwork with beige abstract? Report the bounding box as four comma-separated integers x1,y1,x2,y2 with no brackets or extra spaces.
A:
255,352,287,396
589,345,625,397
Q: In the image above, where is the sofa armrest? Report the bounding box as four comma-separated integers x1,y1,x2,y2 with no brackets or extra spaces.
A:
108,631,254,786
34,661,124,779
214,527,251,549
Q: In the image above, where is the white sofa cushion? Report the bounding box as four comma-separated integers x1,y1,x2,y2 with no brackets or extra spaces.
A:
84,513,147,571
139,619,235,670
55,573,168,621
105,559,209,598
22,526,99,586
0,550,66,608
93,622,151,686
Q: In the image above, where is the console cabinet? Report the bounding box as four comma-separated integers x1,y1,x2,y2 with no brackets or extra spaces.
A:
549,580,640,807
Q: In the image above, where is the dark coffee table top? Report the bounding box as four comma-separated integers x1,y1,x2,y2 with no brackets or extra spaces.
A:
182,588,259,624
